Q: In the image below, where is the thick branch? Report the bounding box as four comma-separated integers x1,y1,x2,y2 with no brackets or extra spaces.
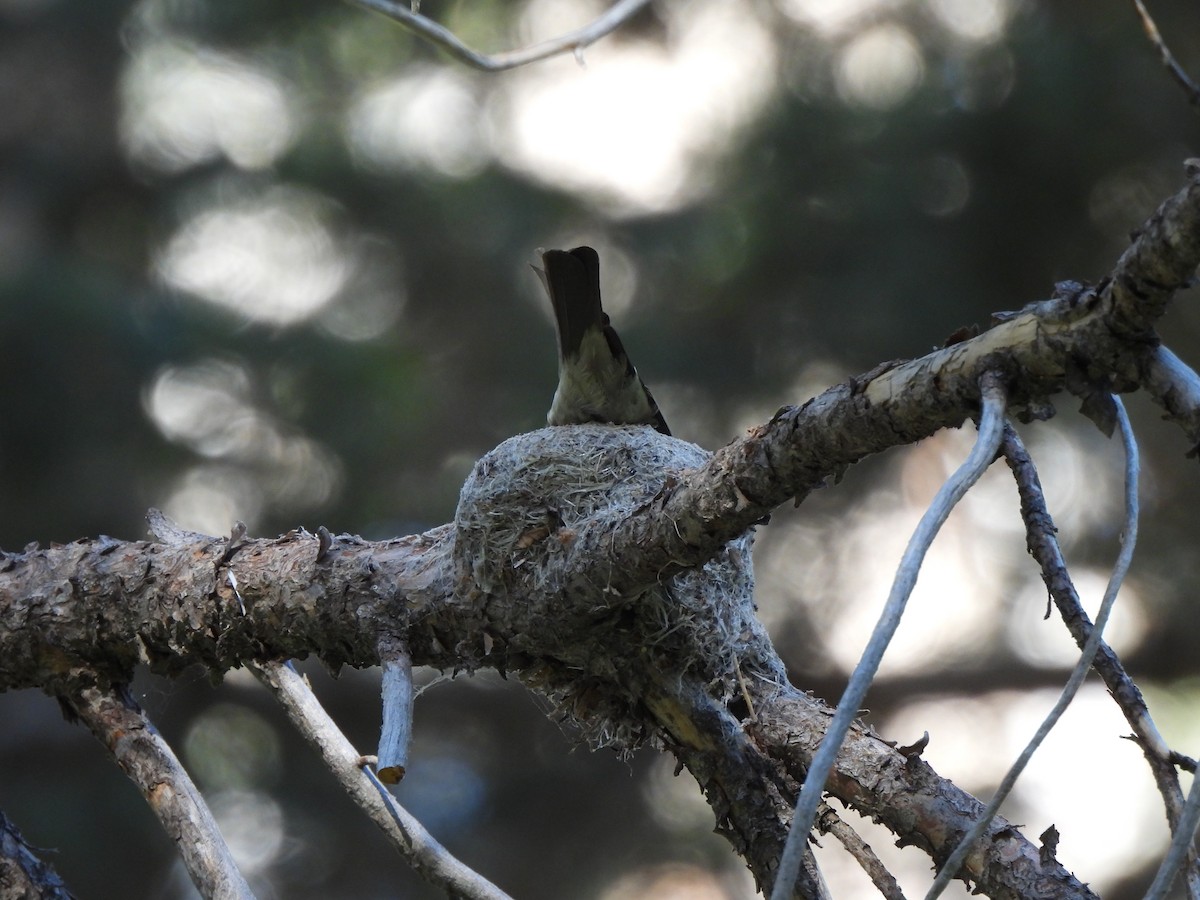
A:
586,164,1200,599
64,684,253,899
6,168,1200,899
753,687,1097,900
0,527,458,692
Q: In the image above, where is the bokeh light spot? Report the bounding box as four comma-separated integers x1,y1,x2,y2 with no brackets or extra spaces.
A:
145,359,342,528
183,703,282,791
835,24,924,109
912,154,971,217
1007,569,1148,668
156,185,350,325
120,38,296,173
161,466,263,535
495,3,775,214
345,67,489,178
211,790,287,875
778,0,897,37
928,0,1010,44
394,753,488,833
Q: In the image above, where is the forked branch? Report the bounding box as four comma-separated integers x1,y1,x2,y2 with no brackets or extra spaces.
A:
252,661,512,900
6,164,1200,898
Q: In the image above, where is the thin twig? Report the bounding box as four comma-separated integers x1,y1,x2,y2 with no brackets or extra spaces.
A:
1145,760,1200,900
769,373,1009,900
1131,0,1200,111
1142,345,1200,454
251,661,513,900
733,653,757,721
925,397,1140,899
346,0,652,72
65,683,254,900
1001,423,1200,900
817,804,907,900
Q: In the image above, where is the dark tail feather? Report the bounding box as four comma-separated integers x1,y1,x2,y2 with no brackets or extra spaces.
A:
542,247,603,359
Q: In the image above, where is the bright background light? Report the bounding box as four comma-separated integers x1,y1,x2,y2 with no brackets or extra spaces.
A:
3,0,1195,897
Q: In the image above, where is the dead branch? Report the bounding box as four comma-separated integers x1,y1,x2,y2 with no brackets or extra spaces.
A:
817,804,907,900
1002,424,1200,900
6,164,1200,898
585,164,1200,603
774,376,1009,900
929,399,1140,899
0,810,75,900
1131,0,1200,112
64,684,253,899
251,661,512,900
348,0,652,72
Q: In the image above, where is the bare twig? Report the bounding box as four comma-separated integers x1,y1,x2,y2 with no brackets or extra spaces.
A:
7,167,1200,897
376,634,413,784
817,804,907,900
1142,345,1200,453
1145,759,1200,900
346,0,652,72
251,661,512,900
770,373,1009,900
1002,423,1200,900
64,683,254,900
926,397,1141,899
1131,0,1200,111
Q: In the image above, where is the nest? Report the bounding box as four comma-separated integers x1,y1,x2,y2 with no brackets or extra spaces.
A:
454,424,778,752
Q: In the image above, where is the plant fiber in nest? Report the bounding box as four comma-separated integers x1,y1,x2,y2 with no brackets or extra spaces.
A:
454,424,781,752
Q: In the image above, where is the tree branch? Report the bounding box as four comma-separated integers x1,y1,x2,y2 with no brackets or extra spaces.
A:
63,683,254,900
1145,766,1200,900
582,162,1200,601
1001,424,1200,900
774,375,1009,900
1131,0,1200,112
751,685,1099,900
6,165,1200,898
0,810,75,900
1141,345,1200,453
347,0,652,72
375,634,413,784
817,804,906,900
930,398,1141,899
251,661,512,900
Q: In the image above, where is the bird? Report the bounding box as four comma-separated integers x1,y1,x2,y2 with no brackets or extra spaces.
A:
535,245,670,436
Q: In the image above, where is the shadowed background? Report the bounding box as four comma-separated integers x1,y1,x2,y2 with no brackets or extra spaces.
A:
2,0,1199,897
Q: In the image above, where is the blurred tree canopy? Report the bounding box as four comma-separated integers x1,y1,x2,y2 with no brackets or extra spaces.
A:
2,0,1199,898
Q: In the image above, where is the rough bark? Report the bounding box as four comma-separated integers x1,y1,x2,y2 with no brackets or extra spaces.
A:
0,812,74,900
64,686,253,900
5,165,1200,898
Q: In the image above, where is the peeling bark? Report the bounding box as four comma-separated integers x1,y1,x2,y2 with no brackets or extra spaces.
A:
5,167,1200,899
